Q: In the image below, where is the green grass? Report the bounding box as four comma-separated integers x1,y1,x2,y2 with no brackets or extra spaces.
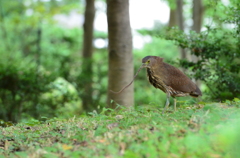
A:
1,99,240,158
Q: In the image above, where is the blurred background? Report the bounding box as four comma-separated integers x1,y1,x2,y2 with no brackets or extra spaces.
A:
0,0,239,122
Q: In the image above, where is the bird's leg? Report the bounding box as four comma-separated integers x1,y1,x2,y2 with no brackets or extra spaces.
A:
162,92,170,114
174,98,177,111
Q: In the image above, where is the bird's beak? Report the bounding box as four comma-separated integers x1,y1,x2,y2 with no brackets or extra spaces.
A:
141,63,148,68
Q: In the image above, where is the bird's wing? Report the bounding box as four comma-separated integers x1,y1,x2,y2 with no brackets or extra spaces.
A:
162,63,197,93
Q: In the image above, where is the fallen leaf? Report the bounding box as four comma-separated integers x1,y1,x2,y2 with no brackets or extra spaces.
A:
62,144,73,150
97,139,106,143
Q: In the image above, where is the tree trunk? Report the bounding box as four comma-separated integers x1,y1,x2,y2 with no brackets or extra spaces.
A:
176,0,187,59
81,0,95,111
192,0,203,33
168,8,177,28
176,0,184,31
191,0,204,86
107,0,134,109
191,0,203,62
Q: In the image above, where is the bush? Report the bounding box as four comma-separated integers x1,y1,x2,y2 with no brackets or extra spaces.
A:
0,53,51,122
161,4,240,101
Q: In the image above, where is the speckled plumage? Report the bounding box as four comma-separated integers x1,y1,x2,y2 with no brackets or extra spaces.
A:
142,56,202,113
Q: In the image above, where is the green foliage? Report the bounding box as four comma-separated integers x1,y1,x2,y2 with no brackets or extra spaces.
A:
160,2,240,101
0,0,85,122
0,120,13,127
1,0,239,123
0,102,240,157
39,77,82,118
0,54,52,122
0,0,111,121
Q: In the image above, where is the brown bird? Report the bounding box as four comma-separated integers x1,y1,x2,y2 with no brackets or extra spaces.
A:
142,56,202,113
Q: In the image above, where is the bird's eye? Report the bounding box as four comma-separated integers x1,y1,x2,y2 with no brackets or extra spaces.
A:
147,60,150,63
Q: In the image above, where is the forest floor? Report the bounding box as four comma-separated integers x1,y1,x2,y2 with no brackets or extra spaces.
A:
1,99,240,158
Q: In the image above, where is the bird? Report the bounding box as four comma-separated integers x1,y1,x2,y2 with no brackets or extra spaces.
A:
141,56,202,114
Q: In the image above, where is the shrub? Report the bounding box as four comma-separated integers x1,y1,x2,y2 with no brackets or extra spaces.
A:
161,4,240,101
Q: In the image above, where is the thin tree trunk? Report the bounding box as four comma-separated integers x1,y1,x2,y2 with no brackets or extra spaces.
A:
176,0,187,59
192,0,203,33
191,0,203,62
107,0,134,108
33,26,42,118
168,8,177,27
81,0,95,111
176,0,184,31
191,0,204,86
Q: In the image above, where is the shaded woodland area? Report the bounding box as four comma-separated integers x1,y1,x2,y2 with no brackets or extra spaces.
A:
0,0,239,122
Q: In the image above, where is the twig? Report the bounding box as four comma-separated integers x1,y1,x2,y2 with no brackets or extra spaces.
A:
110,65,143,94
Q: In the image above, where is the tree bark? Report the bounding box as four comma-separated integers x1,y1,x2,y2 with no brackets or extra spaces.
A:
192,0,203,33
176,0,184,31
168,8,177,28
176,0,187,59
81,0,95,111
191,0,204,86
107,0,134,108
191,0,204,63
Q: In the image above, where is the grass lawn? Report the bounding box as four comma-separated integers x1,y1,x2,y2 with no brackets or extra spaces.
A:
1,99,240,158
